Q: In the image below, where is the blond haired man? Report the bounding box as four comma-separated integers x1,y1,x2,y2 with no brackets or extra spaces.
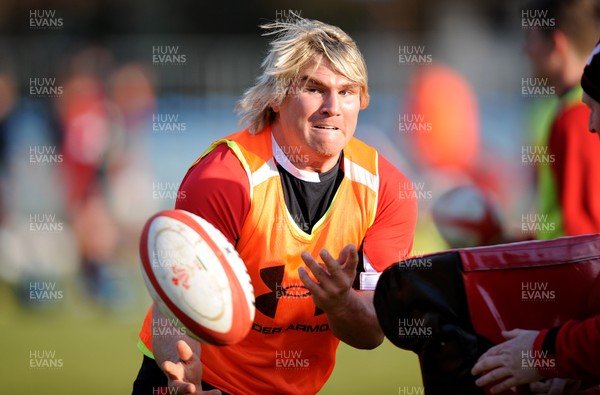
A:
132,17,417,395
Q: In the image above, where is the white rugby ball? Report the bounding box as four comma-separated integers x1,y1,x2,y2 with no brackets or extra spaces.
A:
431,186,504,248
140,209,255,345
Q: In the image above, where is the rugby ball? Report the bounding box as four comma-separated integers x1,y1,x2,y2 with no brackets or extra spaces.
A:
140,209,255,345
431,185,504,248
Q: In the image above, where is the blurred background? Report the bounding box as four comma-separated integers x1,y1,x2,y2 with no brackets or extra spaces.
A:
0,0,556,393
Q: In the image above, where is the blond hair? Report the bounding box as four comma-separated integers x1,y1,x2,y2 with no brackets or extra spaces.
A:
236,15,370,134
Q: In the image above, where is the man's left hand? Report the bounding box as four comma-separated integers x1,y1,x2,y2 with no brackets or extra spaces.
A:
298,244,358,314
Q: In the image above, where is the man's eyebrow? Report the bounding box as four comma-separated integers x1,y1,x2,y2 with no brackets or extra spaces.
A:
297,75,359,90
298,76,323,86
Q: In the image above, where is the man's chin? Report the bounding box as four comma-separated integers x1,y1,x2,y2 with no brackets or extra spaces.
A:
312,145,344,159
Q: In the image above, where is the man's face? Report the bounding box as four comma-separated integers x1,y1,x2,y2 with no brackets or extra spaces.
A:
582,92,600,136
524,29,557,79
272,57,363,167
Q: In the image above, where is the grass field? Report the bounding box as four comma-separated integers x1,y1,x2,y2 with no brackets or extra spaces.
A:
1,222,441,394
0,273,423,395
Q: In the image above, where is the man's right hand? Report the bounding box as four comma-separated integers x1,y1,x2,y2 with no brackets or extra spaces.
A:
160,340,221,395
152,304,221,395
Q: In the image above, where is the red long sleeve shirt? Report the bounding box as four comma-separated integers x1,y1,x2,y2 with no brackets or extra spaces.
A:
534,315,600,381
547,90,600,235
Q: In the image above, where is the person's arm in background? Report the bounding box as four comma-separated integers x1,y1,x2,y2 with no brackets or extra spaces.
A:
300,154,417,349
151,144,250,393
533,315,600,380
550,105,600,235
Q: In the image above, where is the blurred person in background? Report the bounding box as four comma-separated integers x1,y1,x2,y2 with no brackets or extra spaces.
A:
404,64,480,180
524,0,600,239
56,47,120,306
471,40,600,394
404,64,512,249
0,60,21,287
0,66,17,226
56,48,156,308
0,51,82,305
104,61,158,283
